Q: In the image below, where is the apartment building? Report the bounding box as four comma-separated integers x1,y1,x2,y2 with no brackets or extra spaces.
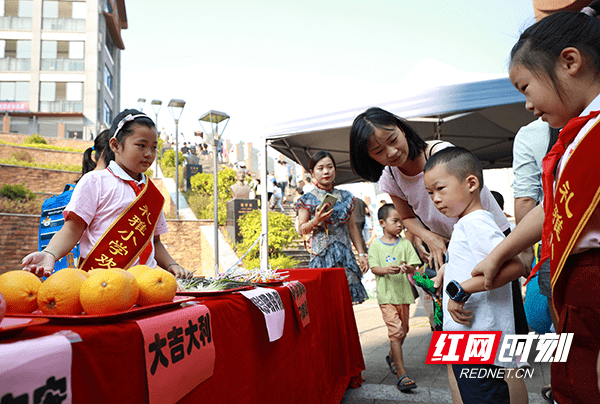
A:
0,0,126,139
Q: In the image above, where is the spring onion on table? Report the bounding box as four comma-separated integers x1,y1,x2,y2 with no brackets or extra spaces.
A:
176,266,290,291
176,277,251,292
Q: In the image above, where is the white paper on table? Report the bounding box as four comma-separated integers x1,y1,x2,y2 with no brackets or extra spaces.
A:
0,333,72,404
240,287,285,341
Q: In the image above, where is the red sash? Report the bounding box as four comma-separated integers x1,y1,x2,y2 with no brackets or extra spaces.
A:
529,111,600,301
79,175,165,271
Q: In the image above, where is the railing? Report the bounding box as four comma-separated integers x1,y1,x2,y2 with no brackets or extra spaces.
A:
0,58,31,71
0,16,32,30
41,59,84,71
39,101,83,113
41,18,85,32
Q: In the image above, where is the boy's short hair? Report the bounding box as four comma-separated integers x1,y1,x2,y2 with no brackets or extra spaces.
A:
378,203,396,221
423,146,484,190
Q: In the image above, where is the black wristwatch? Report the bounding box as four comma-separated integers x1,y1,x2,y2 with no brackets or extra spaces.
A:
446,280,471,303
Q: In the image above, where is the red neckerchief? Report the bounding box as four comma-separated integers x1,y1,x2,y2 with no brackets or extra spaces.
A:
529,110,600,280
107,167,153,264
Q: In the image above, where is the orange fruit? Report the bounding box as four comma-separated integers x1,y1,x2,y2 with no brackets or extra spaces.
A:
128,265,152,279
37,269,88,315
114,268,139,308
0,270,42,313
79,269,133,315
136,268,177,306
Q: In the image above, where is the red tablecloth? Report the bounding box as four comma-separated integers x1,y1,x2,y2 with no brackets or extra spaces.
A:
3,267,365,403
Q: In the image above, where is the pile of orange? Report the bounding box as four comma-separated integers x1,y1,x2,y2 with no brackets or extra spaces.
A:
0,265,178,316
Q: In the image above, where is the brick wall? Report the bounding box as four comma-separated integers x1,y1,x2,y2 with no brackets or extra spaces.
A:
1,165,81,194
0,213,211,277
0,214,39,273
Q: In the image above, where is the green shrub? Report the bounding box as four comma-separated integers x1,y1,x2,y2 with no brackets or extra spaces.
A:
236,210,298,269
23,134,47,145
187,167,237,224
161,149,184,168
0,183,37,201
0,196,43,214
11,150,33,162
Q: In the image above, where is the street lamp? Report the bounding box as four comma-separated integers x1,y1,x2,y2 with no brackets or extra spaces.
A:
198,110,230,276
137,98,146,112
168,99,186,219
151,99,162,176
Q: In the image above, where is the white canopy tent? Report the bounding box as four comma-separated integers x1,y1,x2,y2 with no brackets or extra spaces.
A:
257,76,537,267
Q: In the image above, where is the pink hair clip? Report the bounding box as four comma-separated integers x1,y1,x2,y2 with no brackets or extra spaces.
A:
581,6,598,18
111,113,148,140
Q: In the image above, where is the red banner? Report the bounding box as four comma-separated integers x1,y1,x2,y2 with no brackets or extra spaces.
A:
0,102,29,112
135,303,215,404
79,177,164,271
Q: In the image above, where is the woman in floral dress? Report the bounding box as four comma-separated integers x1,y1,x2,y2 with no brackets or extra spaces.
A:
295,151,369,304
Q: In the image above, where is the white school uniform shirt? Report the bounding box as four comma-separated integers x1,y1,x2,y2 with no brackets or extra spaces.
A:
64,161,169,267
555,94,600,254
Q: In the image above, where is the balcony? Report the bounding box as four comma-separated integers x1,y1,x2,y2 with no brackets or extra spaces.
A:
0,57,31,71
39,100,83,113
42,18,85,32
0,16,32,30
41,59,84,71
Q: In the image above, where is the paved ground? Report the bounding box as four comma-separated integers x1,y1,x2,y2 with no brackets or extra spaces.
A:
341,298,551,404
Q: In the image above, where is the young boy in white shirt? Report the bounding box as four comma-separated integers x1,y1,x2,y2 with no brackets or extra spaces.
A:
423,147,527,404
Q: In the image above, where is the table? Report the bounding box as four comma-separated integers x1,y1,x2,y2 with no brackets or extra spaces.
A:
2,267,365,403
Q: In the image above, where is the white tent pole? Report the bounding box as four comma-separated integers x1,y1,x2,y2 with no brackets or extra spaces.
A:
260,138,269,270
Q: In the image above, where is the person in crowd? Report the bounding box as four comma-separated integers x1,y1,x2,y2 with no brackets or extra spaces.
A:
181,142,189,154
275,157,290,203
293,187,304,204
302,174,314,194
352,196,369,253
266,172,276,203
349,106,528,403
295,151,369,304
270,183,284,211
512,118,560,402
368,203,421,392
22,109,192,279
80,129,109,178
472,4,600,402
423,147,527,404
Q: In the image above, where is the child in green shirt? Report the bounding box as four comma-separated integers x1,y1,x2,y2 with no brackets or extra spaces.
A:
368,203,422,392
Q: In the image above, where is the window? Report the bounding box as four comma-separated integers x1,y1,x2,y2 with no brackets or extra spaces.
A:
66,82,82,101
39,82,55,101
0,81,29,101
3,0,34,18
0,40,31,70
39,81,83,112
104,65,112,92
42,0,85,31
0,40,31,58
43,1,85,19
41,40,84,71
104,102,112,125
